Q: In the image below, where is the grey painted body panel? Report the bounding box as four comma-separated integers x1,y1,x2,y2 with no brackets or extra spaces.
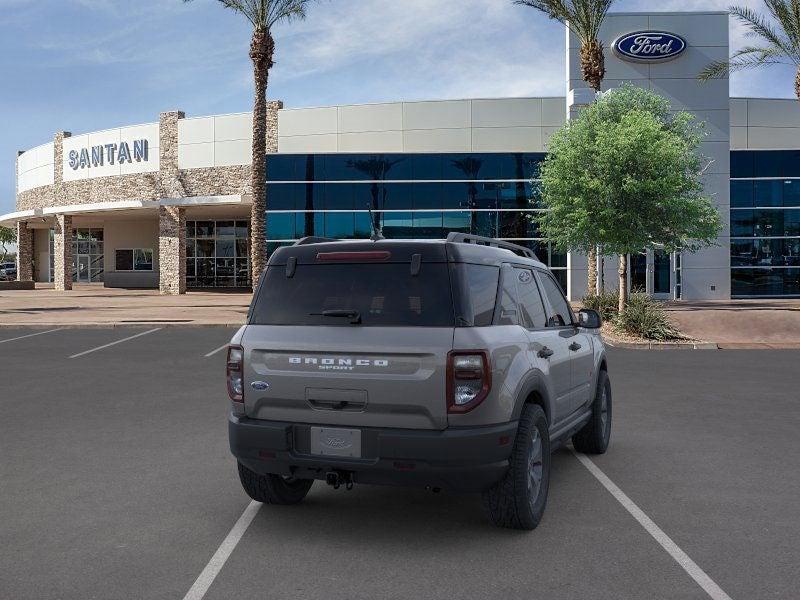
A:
241,325,453,430
232,237,609,487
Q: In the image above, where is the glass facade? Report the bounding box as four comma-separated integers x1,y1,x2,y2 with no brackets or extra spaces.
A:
186,220,251,288
265,153,568,290
731,151,800,297
48,228,106,283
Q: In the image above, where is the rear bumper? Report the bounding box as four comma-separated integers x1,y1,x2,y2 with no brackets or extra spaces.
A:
229,414,517,492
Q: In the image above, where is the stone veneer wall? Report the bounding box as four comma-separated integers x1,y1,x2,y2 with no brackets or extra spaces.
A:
15,222,33,281
53,214,73,291
158,206,186,295
15,102,282,293
16,102,283,211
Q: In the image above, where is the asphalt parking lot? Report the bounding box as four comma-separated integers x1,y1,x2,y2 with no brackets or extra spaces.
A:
1,327,798,600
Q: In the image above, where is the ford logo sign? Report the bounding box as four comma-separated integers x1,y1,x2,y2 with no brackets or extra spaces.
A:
613,31,686,63
251,381,269,390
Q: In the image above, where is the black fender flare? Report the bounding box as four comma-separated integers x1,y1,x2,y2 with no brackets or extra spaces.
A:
511,369,555,425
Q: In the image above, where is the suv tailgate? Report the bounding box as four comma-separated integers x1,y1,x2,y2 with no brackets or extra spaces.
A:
242,326,453,430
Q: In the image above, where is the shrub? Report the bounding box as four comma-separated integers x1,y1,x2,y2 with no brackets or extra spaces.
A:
616,293,684,341
581,290,620,322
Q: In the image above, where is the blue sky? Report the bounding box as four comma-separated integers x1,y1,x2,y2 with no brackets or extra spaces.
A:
1,0,797,215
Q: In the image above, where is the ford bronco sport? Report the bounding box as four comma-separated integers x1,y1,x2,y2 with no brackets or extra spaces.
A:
227,233,611,530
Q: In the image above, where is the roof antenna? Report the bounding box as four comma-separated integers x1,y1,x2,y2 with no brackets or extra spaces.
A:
367,203,385,241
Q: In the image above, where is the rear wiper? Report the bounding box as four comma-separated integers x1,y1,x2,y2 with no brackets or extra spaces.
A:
310,309,362,324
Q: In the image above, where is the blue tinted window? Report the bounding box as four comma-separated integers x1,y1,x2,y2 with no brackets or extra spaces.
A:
786,210,800,235
731,210,753,237
325,213,355,238
298,183,324,211
413,212,444,237
732,268,800,296
354,212,372,238
382,212,414,238
730,151,754,178
783,180,800,207
294,212,324,239
267,184,298,210
471,211,498,238
441,183,470,209
441,154,465,179
386,182,414,210
730,181,753,208
266,213,295,240
754,180,783,207
412,155,442,180
443,211,471,233
325,183,354,210
266,155,297,181
754,151,783,177
412,182,442,209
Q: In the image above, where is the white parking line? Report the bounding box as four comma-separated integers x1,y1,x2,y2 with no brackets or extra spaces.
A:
68,328,162,359
0,328,63,345
182,500,262,600
204,343,229,358
572,450,733,600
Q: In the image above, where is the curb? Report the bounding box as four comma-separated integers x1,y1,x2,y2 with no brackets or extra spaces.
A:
0,322,245,329
604,339,719,350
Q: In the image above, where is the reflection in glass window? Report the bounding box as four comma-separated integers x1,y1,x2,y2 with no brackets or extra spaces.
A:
187,220,250,288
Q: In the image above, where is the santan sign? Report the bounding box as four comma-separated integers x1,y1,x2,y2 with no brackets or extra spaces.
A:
68,139,149,170
613,31,687,62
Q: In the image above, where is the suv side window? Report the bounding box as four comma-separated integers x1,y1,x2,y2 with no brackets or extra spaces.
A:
514,268,547,329
495,265,519,326
538,270,573,327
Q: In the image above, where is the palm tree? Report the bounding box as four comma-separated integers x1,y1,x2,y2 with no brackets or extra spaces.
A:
515,0,615,294
699,2,800,101
184,0,313,287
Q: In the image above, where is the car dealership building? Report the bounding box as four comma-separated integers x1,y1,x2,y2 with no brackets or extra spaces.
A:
4,10,800,300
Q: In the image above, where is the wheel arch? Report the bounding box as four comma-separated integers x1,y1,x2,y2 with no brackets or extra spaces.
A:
512,371,554,426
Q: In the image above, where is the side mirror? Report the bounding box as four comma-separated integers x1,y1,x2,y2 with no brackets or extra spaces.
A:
578,308,602,329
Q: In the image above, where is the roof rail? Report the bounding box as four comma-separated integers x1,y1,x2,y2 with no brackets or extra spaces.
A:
293,236,339,246
446,232,538,260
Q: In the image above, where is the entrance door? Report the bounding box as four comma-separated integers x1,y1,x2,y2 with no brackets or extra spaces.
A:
77,256,90,282
630,253,647,293
652,249,672,299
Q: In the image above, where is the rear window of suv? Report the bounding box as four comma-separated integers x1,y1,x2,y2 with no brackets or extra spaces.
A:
250,263,454,327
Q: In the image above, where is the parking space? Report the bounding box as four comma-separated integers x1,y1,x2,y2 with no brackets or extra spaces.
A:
1,328,797,599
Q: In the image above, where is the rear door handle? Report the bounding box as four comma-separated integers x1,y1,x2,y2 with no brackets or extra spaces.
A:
569,342,582,351
537,346,554,359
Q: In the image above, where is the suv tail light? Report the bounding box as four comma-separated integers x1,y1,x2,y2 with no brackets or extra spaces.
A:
447,351,491,413
227,345,244,402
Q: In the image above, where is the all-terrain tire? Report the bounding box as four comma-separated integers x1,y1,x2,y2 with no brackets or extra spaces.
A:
482,404,551,530
237,462,314,505
572,369,612,455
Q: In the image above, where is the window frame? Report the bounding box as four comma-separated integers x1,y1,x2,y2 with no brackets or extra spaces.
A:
114,248,154,272
534,268,576,328
511,266,549,331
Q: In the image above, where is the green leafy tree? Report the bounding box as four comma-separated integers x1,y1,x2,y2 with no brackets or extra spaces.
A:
515,0,616,293
699,2,800,100
537,85,722,311
0,226,15,263
184,0,315,286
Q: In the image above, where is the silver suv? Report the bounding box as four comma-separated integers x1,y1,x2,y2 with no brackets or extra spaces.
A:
227,234,611,530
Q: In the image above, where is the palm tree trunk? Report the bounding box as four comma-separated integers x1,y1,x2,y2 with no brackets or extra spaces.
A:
796,67,800,102
581,39,604,295
249,29,274,288
580,40,605,93
618,254,628,313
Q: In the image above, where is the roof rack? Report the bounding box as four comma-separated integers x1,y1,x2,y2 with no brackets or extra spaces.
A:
293,236,339,246
446,233,538,260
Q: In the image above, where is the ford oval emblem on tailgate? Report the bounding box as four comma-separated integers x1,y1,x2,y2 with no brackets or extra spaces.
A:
251,381,269,390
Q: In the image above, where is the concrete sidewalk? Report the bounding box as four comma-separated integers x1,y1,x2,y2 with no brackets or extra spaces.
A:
665,300,800,349
0,284,251,327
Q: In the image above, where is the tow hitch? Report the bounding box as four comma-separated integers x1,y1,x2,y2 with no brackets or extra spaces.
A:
325,470,354,490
